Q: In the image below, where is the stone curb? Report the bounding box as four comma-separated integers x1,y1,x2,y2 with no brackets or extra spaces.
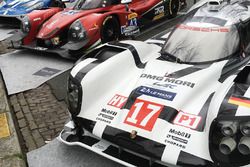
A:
0,73,26,167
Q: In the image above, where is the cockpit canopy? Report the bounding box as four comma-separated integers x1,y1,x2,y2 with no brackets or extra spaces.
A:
162,4,241,63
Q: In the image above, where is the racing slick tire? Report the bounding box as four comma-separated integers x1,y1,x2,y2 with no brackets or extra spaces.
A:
49,0,66,8
167,0,180,18
100,16,120,43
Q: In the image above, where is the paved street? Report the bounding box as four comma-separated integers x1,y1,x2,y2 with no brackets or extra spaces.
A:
0,75,25,167
9,84,69,152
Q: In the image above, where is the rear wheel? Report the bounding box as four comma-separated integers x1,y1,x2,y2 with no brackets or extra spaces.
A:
100,16,120,43
49,0,66,8
167,0,180,18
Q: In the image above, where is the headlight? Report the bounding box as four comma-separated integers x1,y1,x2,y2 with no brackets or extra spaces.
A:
209,118,250,166
67,77,82,117
20,16,31,33
68,20,87,42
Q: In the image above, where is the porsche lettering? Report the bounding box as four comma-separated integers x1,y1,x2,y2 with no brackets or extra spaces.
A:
177,24,230,32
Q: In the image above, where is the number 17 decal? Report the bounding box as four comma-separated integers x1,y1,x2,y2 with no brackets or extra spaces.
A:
124,99,163,131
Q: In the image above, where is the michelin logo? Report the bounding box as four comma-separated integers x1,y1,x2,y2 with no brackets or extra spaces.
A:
137,86,176,101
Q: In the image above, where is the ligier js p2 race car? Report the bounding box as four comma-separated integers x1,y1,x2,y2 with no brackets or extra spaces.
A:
0,0,69,26
60,0,250,166
11,0,186,59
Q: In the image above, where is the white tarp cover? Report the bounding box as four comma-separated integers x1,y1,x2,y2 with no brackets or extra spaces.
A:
0,25,16,41
0,50,73,95
27,139,122,167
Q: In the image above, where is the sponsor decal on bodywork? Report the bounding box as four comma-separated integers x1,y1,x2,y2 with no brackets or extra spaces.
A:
140,73,195,88
107,94,127,108
124,99,163,131
173,111,201,129
165,129,191,149
128,12,137,20
33,17,41,21
153,5,165,20
96,108,118,124
137,86,176,101
121,12,139,36
177,24,230,32
155,6,164,15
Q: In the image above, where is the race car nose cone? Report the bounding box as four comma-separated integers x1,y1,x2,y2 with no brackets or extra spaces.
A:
219,137,236,155
238,137,250,155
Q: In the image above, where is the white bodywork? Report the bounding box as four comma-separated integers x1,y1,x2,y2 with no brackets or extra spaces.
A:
66,40,250,166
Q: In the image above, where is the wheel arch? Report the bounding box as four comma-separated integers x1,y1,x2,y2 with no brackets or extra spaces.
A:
101,13,121,28
167,0,181,17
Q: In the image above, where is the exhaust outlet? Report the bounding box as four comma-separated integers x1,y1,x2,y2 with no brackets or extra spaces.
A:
219,137,236,155
221,121,238,136
238,137,250,155
240,122,250,136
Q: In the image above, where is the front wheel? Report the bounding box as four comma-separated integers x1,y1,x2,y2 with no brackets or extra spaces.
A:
167,0,180,18
100,16,120,43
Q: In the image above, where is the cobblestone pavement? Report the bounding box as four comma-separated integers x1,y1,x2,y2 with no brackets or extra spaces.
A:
0,42,8,55
9,84,69,152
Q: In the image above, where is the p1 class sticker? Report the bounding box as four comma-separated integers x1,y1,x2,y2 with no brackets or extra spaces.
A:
173,111,201,129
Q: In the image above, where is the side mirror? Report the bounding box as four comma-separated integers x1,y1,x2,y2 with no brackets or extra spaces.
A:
121,0,132,4
121,0,132,11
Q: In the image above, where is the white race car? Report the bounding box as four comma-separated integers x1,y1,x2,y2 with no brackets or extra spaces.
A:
59,0,250,166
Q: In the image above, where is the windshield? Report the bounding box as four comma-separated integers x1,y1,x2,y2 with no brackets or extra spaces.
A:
75,0,106,9
162,23,240,63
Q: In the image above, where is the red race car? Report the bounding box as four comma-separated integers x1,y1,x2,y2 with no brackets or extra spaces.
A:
11,0,186,59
